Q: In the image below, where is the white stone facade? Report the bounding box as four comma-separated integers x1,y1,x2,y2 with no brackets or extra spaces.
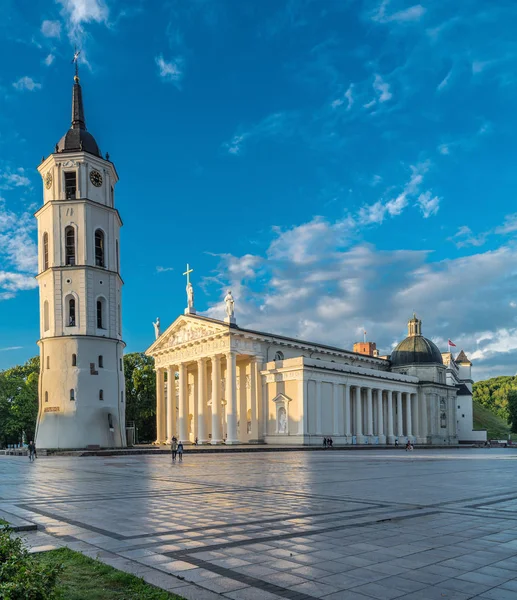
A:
146,314,483,446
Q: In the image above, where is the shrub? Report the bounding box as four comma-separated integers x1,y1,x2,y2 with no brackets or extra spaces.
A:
0,528,62,599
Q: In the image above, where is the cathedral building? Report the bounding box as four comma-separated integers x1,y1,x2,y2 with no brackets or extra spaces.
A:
34,73,126,449
147,308,486,446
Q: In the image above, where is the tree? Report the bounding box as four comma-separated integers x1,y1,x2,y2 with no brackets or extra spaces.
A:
124,353,156,443
0,357,40,447
507,389,517,434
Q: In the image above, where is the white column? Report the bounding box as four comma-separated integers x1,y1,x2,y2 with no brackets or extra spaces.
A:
211,355,222,443
238,361,248,442
250,357,259,442
421,393,428,442
333,383,340,436
197,358,207,443
387,390,394,443
396,391,403,436
315,381,322,434
166,366,174,443
376,390,385,443
178,363,188,443
155,368,166,444
405,392,413,438
298,377,306,436
226,351,238,444
344,384,351,437
355,387,364,443
366,387,373,437
411,393,419,440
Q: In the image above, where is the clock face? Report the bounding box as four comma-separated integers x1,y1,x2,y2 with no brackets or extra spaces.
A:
90,170,103,187
45,171,53,189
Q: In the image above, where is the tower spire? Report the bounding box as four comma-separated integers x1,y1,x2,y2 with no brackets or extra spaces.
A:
71,48,85,130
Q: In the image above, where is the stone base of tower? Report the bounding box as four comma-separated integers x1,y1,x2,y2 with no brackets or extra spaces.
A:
35,337,127,450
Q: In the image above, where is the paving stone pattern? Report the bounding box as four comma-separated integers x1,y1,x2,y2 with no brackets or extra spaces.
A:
2,449,517,599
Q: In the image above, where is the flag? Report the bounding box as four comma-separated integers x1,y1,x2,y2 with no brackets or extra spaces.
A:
448,339,456,347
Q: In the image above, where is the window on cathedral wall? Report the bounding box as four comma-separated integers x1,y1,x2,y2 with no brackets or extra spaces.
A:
64,171,77,199
72,354,77,367
95,229,105,267
43,233,49,271
98,355,104,368
70,389,75,401
65,226,76,266
46,356,50,369
99,389,104,401
45,391,48,403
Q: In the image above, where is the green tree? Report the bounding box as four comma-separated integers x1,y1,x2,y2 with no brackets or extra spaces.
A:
124,353,156,443
0,357,40,447
507,389,517,434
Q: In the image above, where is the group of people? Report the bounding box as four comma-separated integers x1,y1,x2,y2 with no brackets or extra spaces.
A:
323,437,334,448
170,437,184,462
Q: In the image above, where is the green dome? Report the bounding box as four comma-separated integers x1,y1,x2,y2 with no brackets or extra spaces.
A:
391,335,443,366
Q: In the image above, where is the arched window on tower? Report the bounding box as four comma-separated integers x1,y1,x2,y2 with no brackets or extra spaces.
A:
67,297,76,327
43,232,49,271
65,226,76,266
43,300,49,332
97,298,106,329
72,354,77,367
95,229,105,267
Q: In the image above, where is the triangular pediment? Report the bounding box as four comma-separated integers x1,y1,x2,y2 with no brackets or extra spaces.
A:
146,315,228,354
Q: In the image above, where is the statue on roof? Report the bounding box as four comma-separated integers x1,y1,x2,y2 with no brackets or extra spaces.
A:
187,282,194,310
224,290,235,318
153,317,161,340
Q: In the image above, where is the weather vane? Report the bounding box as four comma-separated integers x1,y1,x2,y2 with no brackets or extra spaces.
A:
71,46,81,79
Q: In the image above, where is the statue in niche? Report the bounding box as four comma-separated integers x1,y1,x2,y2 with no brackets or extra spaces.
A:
153,317,161,340
278,407,287,434
186,282,194,309
224,290,235,318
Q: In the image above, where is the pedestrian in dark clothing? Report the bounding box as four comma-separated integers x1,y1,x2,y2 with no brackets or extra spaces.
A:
329,437,333,448
28,441,35,462
323,437,327,448
171,439,178,462
177,441,184,462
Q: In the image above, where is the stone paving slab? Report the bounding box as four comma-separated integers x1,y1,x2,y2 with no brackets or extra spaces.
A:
3,449,517,599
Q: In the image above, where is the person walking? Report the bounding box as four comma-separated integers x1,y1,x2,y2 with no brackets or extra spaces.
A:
28,441,35,462
323,437,327,449
177,441,184,462
171,439,178,462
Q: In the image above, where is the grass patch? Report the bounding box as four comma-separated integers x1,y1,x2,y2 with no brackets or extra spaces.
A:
473,400,516,441
0,519,8,526
34,548,184,600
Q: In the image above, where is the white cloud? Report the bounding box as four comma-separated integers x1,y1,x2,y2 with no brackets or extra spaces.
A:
359,162,430,224
0,169,31,190
155,55,184,85
372,1,426,24
448,225,486,248
0,346,23,352
438,144,450,155
57,0,108,26
44,54,55,66
437,69,452,91
223,112,298,156
12,77,41,92
41,20,61,38
373,74,392,103
495,213,517,235
156,266,174,273
417,191,440,218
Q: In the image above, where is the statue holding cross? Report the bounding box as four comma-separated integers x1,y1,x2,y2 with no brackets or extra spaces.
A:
183,263,196,315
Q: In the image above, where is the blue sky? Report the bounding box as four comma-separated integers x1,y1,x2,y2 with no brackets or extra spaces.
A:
1,0,517,380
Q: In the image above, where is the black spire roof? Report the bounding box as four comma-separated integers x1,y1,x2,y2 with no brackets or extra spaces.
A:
55,75,101,157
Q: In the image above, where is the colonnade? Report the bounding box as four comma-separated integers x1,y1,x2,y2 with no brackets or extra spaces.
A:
155,352,261,444
311,383,426,442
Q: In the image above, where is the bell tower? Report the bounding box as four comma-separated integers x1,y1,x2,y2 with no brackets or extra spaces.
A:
35,72,126,449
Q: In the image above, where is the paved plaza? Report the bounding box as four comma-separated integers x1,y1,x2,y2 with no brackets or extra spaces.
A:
2,449,517,600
